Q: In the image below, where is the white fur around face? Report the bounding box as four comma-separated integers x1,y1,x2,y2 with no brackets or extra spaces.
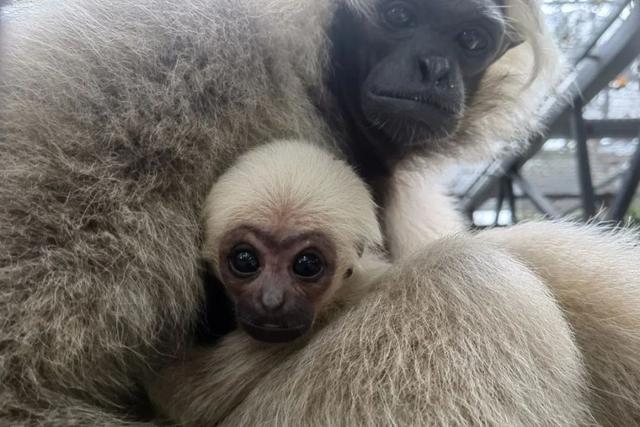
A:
202,140,382,274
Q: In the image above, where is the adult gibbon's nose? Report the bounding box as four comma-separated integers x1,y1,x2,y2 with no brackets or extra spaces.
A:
419,55,452,89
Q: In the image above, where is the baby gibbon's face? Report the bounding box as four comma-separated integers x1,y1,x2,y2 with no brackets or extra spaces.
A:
216,225,341,343
202,140,383,343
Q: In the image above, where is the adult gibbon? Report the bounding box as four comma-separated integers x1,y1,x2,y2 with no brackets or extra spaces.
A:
1,0,638,425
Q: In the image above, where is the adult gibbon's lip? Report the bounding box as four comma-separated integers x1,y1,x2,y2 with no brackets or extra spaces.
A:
238,318,309,343
369,90,457,115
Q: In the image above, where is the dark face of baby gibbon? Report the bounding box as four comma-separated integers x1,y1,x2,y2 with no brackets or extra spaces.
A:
218,226,338,343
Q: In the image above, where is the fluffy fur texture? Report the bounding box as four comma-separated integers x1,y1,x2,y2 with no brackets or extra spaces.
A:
0,0,334,423
383,164,466,260
1,0,630,425
153,234,591,426
149,139,389,425
201,140,382,275
480,222,640,426
157,221,640,426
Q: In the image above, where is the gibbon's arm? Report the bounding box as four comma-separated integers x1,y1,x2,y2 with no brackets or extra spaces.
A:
479,221,640,425
383,164,466,260
0,392,156,426
148,334,294,425
151,236,590,426
214,236,590,426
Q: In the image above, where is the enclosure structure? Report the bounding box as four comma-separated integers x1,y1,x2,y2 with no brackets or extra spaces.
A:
456,0,640,227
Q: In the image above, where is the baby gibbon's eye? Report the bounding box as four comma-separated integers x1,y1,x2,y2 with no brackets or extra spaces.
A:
228,245,260,277
292,251,324,280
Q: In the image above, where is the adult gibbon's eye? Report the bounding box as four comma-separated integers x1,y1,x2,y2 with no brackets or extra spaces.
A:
383,3,415,29
228,246,260,277
292,251,324,279
457,29,490,53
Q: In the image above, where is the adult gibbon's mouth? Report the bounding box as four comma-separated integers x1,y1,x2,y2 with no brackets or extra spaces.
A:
369,90,458,115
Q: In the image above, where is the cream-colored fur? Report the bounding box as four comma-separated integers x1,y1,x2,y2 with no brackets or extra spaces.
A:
151,145,640,427
2,0,625,425
201,140,382,276
383,189,640,425
149,140,389,425
158,219,640,426
384,163,466,260
153,235,592,426
479,222,640,426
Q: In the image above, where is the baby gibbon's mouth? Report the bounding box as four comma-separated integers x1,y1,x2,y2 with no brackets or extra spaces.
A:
239,318,309,343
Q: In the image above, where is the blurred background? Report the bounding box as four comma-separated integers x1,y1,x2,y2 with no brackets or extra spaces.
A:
3,0,640,228
453,0,640,228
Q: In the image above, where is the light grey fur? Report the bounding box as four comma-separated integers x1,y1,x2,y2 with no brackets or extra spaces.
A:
3,0,636,425
1,0,334,423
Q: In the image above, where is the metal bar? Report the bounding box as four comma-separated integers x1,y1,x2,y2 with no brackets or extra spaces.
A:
493,178,506,226
607,139,640,221
510,172,562,219
549,119,640,139
506,176,517,224
573,0,634,62
571,98,597,219
560,170,625,216
460,1,640,213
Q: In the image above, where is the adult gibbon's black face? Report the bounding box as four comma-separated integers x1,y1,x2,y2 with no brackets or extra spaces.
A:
330,0,516,172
